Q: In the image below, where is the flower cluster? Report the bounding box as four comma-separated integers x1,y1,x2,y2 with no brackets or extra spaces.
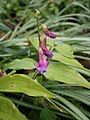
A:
40,34,53,58
35,25,56,74
35,48,49,74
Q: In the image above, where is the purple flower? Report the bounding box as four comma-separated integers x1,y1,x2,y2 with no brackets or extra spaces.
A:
41,24,56,38
35,48,49,74
40,34,53,58
44,29,57,38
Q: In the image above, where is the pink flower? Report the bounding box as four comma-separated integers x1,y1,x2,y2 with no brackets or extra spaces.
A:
40,34,53,58
35,48,49,74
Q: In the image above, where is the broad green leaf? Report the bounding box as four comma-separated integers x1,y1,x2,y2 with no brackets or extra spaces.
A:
30,37,54,50
47,38,55,49
53,53,90,76
4,58,36,70
55,43,74,58
53,53,84,69
0,96,27,120
30,37,39,50
0,74,55,98
40,108,57,120
45,62,90,89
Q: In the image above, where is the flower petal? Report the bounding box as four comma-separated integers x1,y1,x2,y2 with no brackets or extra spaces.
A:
40,34,53,58
45,29,57,38
35,48,50,74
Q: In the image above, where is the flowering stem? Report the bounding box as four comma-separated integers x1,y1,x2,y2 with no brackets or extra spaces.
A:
37,19,41,46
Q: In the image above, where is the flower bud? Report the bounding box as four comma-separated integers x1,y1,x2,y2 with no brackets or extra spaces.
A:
41,24,47,31
35,9,40,19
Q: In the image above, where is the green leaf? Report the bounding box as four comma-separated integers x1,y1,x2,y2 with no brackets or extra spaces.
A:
55,43,74,58
57,96,89,120
47,38,55,49
52,99,82,120
4,58,36,70
0,38,26,47
53,90,90,106
45,62,90,89
53,53,83,68
53,53,90,76
0,74,55,98
0,96,27,120
30,37,54,50
40,108,57,120
30,37,39,50
0,23,11,32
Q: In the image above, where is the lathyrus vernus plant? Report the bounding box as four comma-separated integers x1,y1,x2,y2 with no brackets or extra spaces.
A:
0,9,90,120
34,10,56,75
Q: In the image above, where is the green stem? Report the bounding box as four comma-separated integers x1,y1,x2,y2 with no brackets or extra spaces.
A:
8,70,16,75
46,98,64,112
37,19,41,46
17,94,25,108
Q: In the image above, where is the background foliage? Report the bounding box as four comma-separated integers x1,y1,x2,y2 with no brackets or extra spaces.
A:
0,0,90,120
